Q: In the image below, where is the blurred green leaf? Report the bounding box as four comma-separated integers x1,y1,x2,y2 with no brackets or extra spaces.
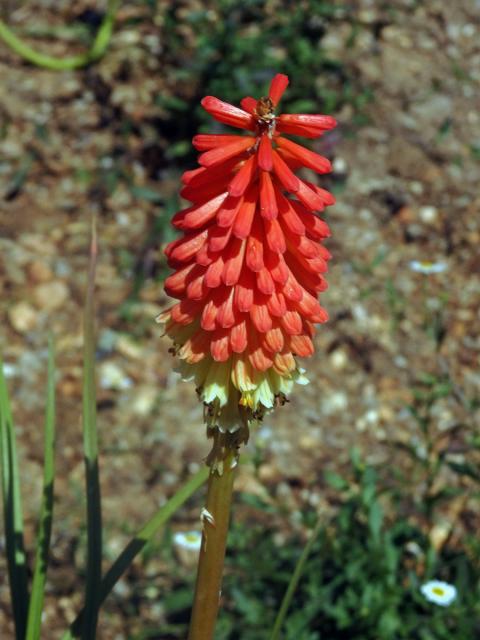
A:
163,587,194,614
324,470,348,491
4,152,34,200
0,360,29,640
446,460,480,482
470,145,480,160
81,216,102,639
165,140,191,159
26,338,56,640
270,521,322,640
63,466,208,639
129,185,163,203
368,501,383,545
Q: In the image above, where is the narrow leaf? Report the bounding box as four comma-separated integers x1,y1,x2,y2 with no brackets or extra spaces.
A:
26,338,56,640
82,216,103,639
62,465,209,640
270,520,322,640
0,360,29,640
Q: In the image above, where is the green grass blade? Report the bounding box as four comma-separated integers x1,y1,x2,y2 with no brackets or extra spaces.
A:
81,216,103,639
26,338,56,640
0,0,119,70
0,360,29,640
62,465,209,640
270,520,322,640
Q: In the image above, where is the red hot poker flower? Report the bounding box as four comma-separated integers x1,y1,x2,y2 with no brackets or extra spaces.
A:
158,74,336,433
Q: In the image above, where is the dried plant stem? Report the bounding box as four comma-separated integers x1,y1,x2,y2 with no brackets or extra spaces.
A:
188,431,241,640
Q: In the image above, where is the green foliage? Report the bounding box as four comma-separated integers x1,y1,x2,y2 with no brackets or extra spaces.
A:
63,466,208,639
162,459,480,639
230,469,478,639
26,339,56,640
158,1,366,144
470,144,480,161
270,519,323,640
385,277,406,332
80,218,103,639
0,360,29,639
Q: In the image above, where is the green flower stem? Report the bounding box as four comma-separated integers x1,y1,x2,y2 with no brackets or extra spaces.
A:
62,465,209,640
0,0,119,70
188,435,238,640
270,519,322,640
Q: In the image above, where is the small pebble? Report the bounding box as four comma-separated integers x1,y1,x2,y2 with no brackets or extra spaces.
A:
329,349,348,371
27,260,53,284
1,362,17,377
116,335,144,359
99,362,133,391
8,302,37,333
333,157,347,174
419,205,438,223
322,391,348,415
131,387,157,416
258,464,280,483
298,434,318,450
33,281,69,311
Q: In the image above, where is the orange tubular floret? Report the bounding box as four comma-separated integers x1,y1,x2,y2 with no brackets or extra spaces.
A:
259,171,278,220
199,137,254,167
258,135,273,171
268,74,289,106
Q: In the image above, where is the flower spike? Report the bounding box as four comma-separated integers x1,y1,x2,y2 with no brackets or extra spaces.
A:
159,74,336,435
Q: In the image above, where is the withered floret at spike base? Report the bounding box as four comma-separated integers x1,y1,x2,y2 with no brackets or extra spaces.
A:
158,73,337,434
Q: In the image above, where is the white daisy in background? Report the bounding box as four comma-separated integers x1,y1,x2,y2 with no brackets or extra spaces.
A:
420,580,457,606
173,530,202,552
409,260,447,275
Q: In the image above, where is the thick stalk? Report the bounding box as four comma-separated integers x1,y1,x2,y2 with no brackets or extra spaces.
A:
188,431,240,640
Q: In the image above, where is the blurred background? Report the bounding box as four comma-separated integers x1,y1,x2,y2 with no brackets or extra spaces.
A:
0,1,479,638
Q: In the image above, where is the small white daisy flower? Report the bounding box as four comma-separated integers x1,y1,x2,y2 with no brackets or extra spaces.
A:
409,260,447,275
420,580,457,606
173,530,202,552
